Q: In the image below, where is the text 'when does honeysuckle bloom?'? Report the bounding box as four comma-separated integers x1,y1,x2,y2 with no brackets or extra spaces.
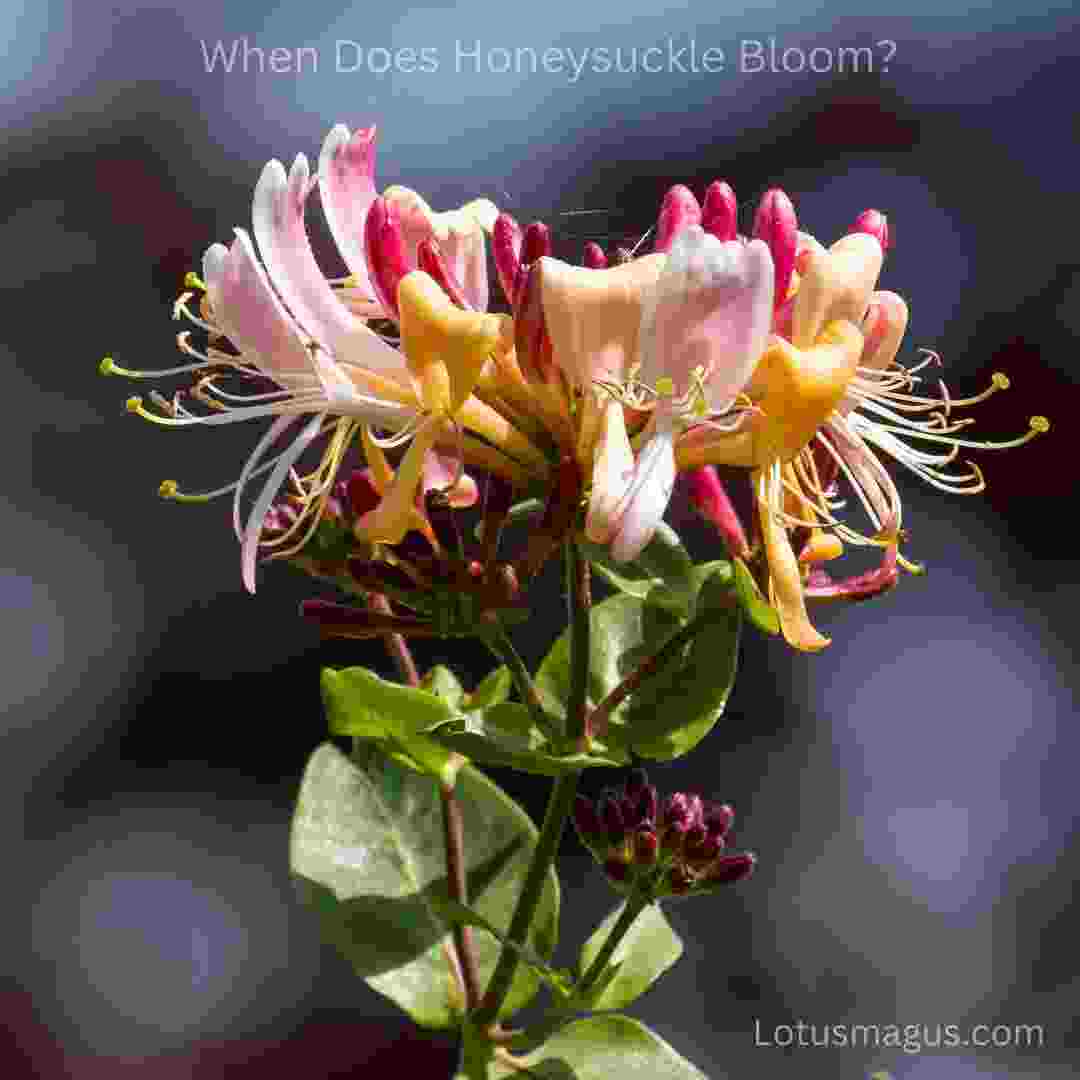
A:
102,122,1047,650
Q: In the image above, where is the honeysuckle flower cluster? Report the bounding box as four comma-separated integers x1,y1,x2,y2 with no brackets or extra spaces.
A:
574,769,755,898
103,119,1047,650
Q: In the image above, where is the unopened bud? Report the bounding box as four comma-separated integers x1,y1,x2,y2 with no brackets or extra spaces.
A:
705,852,756,885
634,828,659,865
521,221,552,267
703,802,735,840
655,184,703,253
851,208,891,251
684,466,751,561
702,180,738,241
752,188,797,308
493,212,523,304
604,858,630,883
364,196,412,321
574,795,604,839
599,790,626,844
583,241,608,269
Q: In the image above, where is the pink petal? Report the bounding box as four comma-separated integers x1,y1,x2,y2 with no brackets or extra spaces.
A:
252,156,402,372
610,412,678,562
317,124,378,297
637,228,774,412
752,188,797,309
202,231,314,391
702,181,738,242
655,185,702,254
493,212,523,303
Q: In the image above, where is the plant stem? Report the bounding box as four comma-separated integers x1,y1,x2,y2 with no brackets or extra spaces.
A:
366,592,420,687
473,771,579,1027
565,540,592,747
589,612,707,737
577,893,650,996
480,620,558,740
440,773,484,1013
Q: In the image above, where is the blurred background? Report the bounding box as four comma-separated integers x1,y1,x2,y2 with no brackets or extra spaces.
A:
3,1,1079,1077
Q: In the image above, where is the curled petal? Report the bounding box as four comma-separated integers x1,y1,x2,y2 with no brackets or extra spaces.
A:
655,185,702,254
202,233,314,391
637,227,774,410
365,196,412,321
423,445,478,508
586,396,635,544
805,542,900,601
756,466,830,652
791,231,883,350
252,156,400,372
678,320,865,469
317,124,378,295
858,290,908,373
538,253,666,386
397,271,503,414
610,411,678,562
521,221,552,267
702,181,738,242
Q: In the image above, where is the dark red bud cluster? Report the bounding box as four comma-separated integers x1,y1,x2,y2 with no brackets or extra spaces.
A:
574,769,754,898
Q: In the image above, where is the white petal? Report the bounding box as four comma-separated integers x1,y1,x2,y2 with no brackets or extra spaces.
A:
252,156,401,373
610,413,677,562
638,228,773,412
317,124,377,296
241,412,326,593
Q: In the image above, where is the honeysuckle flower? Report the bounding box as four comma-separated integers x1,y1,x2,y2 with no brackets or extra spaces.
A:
105,123,557,591
677,204,1048,650
540,224,774,562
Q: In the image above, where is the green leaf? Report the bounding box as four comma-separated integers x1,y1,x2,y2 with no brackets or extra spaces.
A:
732,557,780,636
493,1015,707,1078
534,594,670,729
433,703,628,775
291,742,559,1028
577,903,683,1011
323,666,459,737
465,666,513,711
580,523,698,616
420,665,468,709
627,573,741,761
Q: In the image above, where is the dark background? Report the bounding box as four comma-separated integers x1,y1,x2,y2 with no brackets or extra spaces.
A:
4,2,1079,1077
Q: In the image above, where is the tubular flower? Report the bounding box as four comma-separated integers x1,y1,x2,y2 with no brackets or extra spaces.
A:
539,220,774,562
104,123,557,591
677,205,1048,651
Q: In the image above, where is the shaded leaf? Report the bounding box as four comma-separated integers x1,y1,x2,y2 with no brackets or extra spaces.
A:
291,742,559,1028
466,666,513,711
732,557,780,635
577,903,683,1011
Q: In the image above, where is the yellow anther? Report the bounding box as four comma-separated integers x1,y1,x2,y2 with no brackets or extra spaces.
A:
1030,415,1050,434
184,271,206,291
992,372,1010,390
158,480,179,498
126,396,143,413
100,356,117,376
655,376,675,397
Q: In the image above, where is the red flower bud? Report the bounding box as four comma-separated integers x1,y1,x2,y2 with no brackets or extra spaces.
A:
634,828,659,865
752,188,797,309
364,196,411,321
655,184,703,254
702,180,738,242
851,208,891,251
583,241,608,269
684,466,752,561
493,212,523,304
703,802,735,840
521,221,552,267
705,852,756,885
574,795,604,839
